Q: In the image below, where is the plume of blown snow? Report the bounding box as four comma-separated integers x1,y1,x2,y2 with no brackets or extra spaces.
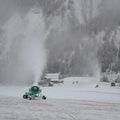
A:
0,8,48,85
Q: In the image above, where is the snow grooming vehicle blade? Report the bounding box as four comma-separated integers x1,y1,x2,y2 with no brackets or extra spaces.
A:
23,85,46,100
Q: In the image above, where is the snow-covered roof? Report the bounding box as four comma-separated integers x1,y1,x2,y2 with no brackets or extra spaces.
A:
45,73,60,81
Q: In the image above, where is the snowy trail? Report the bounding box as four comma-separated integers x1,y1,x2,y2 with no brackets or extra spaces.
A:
0,96,120,120
0,85,120,103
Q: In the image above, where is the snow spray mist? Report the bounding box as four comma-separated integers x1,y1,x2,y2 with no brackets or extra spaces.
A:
0,8,48,85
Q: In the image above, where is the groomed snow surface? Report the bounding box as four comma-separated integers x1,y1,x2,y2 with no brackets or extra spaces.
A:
0,77,120,120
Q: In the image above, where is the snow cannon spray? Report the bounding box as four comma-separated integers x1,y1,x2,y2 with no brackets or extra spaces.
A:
0,8,48,85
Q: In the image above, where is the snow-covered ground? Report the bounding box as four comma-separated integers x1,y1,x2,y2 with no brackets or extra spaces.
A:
0,96,120,120
0,77,120,120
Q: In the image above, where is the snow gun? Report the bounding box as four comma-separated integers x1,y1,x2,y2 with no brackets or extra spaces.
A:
23,85,46,100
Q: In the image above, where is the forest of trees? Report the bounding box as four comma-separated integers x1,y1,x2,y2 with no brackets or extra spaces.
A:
41,0,120,76
0,0,120,79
